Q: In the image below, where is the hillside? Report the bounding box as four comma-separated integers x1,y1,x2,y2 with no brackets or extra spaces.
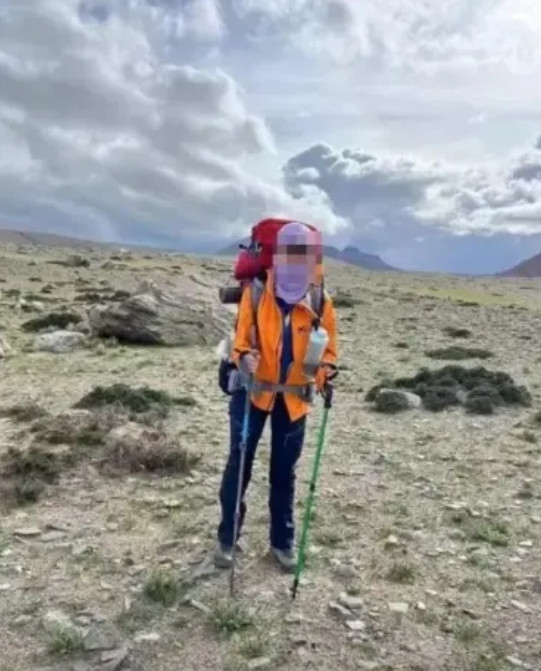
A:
498,250,541,278
217,240,399,272
1,241,541,671
0,228,177,254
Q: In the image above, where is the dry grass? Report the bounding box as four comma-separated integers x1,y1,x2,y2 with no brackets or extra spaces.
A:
1,240,541,671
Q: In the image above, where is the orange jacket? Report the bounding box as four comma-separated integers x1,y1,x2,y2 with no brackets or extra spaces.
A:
232,271,338,422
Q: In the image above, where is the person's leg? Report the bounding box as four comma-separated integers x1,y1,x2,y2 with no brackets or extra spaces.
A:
216,389,267,564
268,394,306,571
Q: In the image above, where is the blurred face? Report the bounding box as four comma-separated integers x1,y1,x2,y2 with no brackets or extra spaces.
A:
275,239,319,283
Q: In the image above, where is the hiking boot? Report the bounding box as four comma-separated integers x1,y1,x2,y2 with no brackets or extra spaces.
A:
213,543,233,569
213,542,244,569
271,547,297,573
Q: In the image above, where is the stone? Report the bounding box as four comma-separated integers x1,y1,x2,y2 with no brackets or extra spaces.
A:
511,600,530,613
345,620,366,632
388,602,409,614
100,647,129,671
328,601,353,621
88,280,231,346
374,389,420,413
14,527,41,537
0,334,12,358
338,592,364,610
83,623,121,651
43,609,74,633
247,658,272,670
134,632,160,643
384,534,400,548
33,330,88,353
291,635,308,647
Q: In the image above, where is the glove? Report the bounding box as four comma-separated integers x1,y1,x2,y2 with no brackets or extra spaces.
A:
315,364,337,391
240,351,260,375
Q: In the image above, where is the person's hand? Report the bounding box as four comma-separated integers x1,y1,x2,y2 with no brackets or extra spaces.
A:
241,351,260,374
321,364,337,381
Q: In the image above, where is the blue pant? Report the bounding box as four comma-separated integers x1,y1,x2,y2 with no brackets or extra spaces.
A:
217,391,306,551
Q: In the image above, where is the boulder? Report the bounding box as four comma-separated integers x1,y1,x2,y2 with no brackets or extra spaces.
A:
0,334,12,358
374,388,422,413
88,279,231,346
33,330,88,353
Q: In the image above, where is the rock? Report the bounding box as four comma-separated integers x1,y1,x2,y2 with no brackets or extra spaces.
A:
0,334,12,358
88,280,231,346
133,632,160,643
374,389,420,413
291,635,308,646
328,601,353,621
101,647,129,671
384,534,400,548
505,656,524,668
83,623,121,651
345,620,366,632
247,658,272,670
42,609,80,637
14,527,41,537
461,608,480,620
33,330,88,353
338,592,364,610
284,613,305,625
511,600,530,613
66,254,90,268
388,602,409,614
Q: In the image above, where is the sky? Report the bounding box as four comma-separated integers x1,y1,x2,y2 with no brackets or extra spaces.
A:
1,0,541,274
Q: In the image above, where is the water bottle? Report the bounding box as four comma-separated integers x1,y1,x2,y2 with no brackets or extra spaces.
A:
303,325,329,379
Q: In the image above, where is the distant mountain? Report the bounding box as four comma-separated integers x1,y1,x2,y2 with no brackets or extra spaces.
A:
498,251,541,278
324,245,397,271
217,240,399,272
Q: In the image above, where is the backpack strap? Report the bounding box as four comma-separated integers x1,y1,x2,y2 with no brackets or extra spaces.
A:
308,283,325,328
249,277,265,349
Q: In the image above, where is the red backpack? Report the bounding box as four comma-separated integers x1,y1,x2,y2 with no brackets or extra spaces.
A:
234,218,318,281
220,218,321,304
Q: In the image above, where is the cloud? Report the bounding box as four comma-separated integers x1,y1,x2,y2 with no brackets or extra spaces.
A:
0,0,347,247
234,0,541,73
283,137,541,249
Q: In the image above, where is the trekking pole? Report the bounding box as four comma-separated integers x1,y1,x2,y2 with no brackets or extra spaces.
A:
291,381,334,600
229,374,253,597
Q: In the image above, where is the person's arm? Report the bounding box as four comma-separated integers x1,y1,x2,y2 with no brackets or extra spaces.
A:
321,292,337,368
231,284,256,368
315,291,338,390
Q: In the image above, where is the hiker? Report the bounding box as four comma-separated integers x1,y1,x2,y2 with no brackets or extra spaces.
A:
214,221,338,572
